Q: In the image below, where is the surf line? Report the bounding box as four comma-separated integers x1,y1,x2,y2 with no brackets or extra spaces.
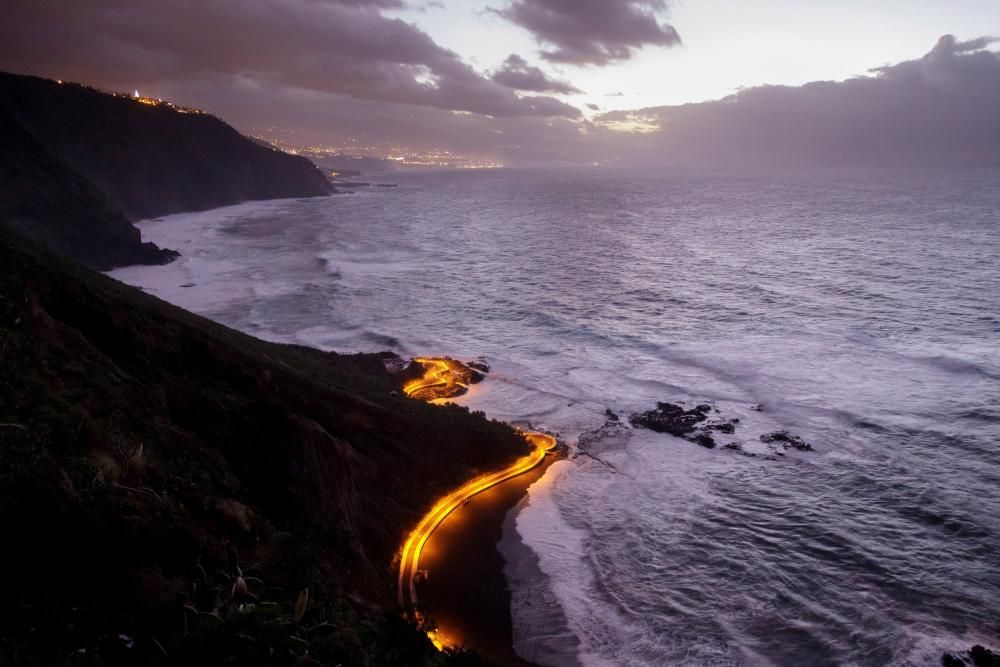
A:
396,357,558,649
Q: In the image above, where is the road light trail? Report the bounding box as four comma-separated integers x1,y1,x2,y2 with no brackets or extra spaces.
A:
403,357,479,402
397,358,557,648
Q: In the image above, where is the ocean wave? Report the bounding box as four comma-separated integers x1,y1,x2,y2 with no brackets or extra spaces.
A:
108,167,1000,666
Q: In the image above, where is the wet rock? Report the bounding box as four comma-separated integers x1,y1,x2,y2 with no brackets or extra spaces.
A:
971,645,1000,667
605,409,620,423
708,422,736,434
467,360,490,374
629,402,710,437
750,404,763,412
760,430,813,451
691,433,716,449
942,654,967,667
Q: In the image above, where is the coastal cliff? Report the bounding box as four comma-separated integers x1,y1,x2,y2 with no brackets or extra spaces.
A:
0,72,331,269
0,72,331,220
0,109,176,270
0,225,529,664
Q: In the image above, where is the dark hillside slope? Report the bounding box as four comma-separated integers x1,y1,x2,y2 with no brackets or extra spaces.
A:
0,72,331,221
0,226,527,665
0,110,176,269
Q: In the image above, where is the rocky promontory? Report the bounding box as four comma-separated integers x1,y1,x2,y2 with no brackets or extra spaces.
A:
0,71,331,269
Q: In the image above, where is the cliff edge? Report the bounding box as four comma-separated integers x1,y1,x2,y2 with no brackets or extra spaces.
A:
0,72,331,269
0,226,528,664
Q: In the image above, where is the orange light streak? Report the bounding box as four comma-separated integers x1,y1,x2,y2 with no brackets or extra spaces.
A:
396,357,557,649
403,357,477,402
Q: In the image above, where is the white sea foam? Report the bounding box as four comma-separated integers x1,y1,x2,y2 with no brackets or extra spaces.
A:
108,167,1000,665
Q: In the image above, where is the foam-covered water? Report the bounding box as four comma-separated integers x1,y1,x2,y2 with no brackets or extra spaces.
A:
110,167,1000,665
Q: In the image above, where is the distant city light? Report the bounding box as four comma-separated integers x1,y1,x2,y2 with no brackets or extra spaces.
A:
255,133,505,169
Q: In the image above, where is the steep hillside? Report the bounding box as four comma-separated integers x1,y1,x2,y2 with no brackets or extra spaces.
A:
0,110,176,269
0,225,528,665
0,72,331,221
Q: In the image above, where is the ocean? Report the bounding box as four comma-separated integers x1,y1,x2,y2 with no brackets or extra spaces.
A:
110,166,1000,666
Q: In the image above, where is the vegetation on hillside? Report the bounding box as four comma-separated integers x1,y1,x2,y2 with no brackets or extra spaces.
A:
0,225,528,665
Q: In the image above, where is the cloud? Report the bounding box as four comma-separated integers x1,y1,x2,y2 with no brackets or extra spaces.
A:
595,35,1000,166
494,0,680,65
0,0,580,119
491,54,580,94
149,77,598,164
0,10,994,168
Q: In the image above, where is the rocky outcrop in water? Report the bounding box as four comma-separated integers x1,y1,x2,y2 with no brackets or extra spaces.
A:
942,644,1000,667
629,402,710,436
467,359,491,375
760,430,814,451
629,401,815,455
629,402,719,448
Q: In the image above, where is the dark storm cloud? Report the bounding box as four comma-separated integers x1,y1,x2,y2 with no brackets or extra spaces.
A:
597,35,1000,166
491,54,580,94
0,0,580,118
318,0,407,7
151,76,599,164
0,4,994,168
494,0,681,65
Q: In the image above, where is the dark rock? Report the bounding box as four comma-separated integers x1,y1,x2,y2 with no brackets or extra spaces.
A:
692,433,716,449
695,404,712,414
971,645,1000,667
708,422,736,434
760,430,813,451
942,654,967,667
605,409,620,423
751,404,764,412
731,418,741,423
629,402,710,437
467,360,490,374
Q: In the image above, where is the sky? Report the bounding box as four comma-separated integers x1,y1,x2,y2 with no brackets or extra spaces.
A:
1,0,998,165
394,0,999,112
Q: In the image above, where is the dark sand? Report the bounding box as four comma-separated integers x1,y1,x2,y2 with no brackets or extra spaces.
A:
416,451,562,664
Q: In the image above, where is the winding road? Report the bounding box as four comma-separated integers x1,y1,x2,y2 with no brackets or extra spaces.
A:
396,358,558,645
403,357,475,402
